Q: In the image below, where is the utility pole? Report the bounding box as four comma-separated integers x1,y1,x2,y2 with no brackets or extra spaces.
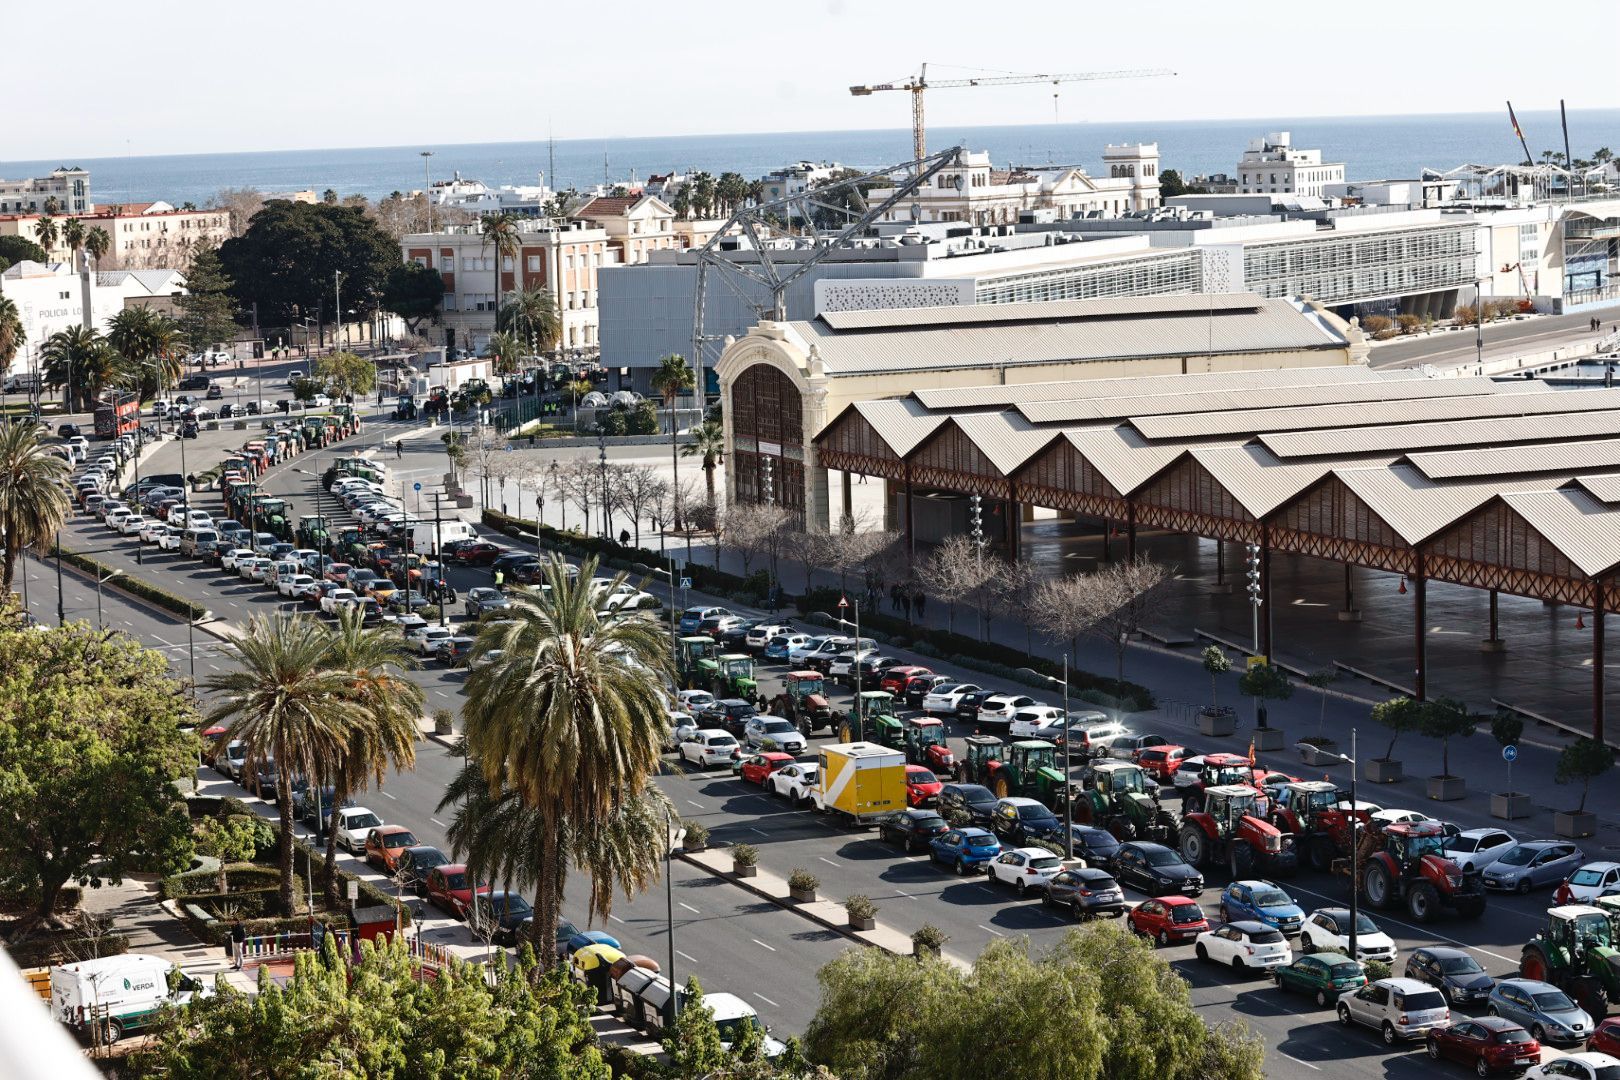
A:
433,492,445,627
1245,543,1263,728
1348,728,1360,962
335,271,343,352
421,151,435,233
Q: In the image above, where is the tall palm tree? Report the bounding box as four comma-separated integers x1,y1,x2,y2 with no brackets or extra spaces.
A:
681,419,726,507
487,330,522,376
460,556,673,946
107,307,181,395
650,353,694,525
0,297,24,378
0,420,70,591
60,218,85,268
481,213,523,340
33,216,58,258
203,615,360,916
84,226,110,267
41,326,122,413
496,286,561,355
316,608,422,905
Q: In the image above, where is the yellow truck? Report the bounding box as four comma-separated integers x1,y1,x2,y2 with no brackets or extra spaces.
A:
812,742,907,823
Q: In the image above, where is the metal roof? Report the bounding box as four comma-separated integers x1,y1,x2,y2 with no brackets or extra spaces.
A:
1062,427,1250,495
1573,475,1620,504
1261,403,1620,459
945,411,1077,476
1018,376,1500,425
817,292,1263,331
913,363,1396,411
845,398,949,457
1499,488,1620,578
1182,445,1401,518
1332,464,1584,545
1409,437,1620,481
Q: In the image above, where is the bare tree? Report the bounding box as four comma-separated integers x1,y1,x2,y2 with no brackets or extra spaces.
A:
210,187,266,237
725,502,794,587
555,459,597,536
917,534,1001,638
992,557,1040,655
509,451,554,528
1035,557,1171,692
615,464,667,548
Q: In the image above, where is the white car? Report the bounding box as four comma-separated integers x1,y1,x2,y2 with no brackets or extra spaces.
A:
1442,828,1519,873
679,729,739,767
186,404,216,420
827,648,879,683
1369,808,1436,829
156,527,182,552
768,761,820,804
597,584,654,613
310,394,332,409
921,682,984,716
240,557,273,582
278,573,316,599
987,847,1069,894
1194,922,1293,970
220,548,255,571
976,693,1039,731
394,612,428,635
666,712,697,751
1298,907,1397,964
742,716,806,755
116,513,148,536
1008,706,1067,740
1560,861,1620,903
330,806,383,854
105,508,133,532
1335,977,1449,1044
138,519,169,544
677,689,717,713
1527,1054,1620,1080
789,636,847,668
178,510,213,530
321,588,358,615
412,626,455,655
745,623,790,651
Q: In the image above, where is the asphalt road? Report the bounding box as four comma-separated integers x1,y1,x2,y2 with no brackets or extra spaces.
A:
1370,301,1620,370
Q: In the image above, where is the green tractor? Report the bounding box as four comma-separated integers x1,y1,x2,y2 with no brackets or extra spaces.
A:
1074,760,1177,844
772,671,833,734
257,498,290,540
1520,905,1620,1017
961,736,1070,808
711,654,757,699
677,636,718,688
840,691,902,747
296,515,332,551
227,481,259,521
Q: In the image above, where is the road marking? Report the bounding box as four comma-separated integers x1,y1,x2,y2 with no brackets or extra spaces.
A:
677,950,698,964
686,799,703,809
818,856,839,867
608,914,627,924
1277,1053,1321,1072
751,938,776,952
379,791,396,800
754,993,780,1008
679,902,700,914
430,817,447,827
978,924,1004,937
749,827,767,836
895,890,914,899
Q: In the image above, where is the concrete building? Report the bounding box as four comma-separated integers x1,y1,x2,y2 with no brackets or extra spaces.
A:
401,220,610,355
0,201,227,270
429,172,557,218
571,194,679,266
758,161,847,221
866,146,1161,227
1236,133,1345,198
0,167,91,216
0,259,185,378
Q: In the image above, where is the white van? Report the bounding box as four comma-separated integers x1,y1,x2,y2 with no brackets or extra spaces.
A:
50,953,211,1041
409,519,476,555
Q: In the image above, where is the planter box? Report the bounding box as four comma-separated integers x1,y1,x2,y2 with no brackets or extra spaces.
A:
789,886,817,903
1364,758,1403,784
1197,707,1236,737
1255,728,1286,752
1427,775,1466,802
1555,810,1597,838
849,915,876,932
1491,792,1532,820
1299,743,1339,767
733,863,757,878
685,839,707,854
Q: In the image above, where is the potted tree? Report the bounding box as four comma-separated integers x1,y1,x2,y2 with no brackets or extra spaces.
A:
1490,713,1531,820
787,868,819,904
682,820,709,853
845,894,877,932
911,923,948,960
1238,662,1292,750
1418,697,1476,802
432,708,454,737
1197,645,1236,737
731,843,759,879
1367,697,1422,783
1554,737,1614,838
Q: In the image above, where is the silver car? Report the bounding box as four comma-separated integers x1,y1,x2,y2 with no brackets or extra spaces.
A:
1482,841,1585,894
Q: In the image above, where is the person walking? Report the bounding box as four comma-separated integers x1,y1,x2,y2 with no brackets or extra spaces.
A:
493,568,504,589
395,439,404,459
230,917,246,969
913,589,927,621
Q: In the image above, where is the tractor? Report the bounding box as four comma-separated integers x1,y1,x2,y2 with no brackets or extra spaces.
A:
1177,752,1262,815
258,498,290,540
1179,785,1297,880
711,654,757,699
1268,780,1375,873
296,515,332,552
1336,821,1486,923
841,691,902,747
677,636,718,688
772,671,833,734
901,716,955,775
961,736,1070,809
1519,905,1620,1017
393,395,418,421
1073,760,1177,844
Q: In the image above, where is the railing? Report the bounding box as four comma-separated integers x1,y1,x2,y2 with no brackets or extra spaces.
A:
241,927,351,964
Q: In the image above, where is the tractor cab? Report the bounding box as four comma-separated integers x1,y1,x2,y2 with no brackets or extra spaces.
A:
1275,780,1341,817
713,654,757,698
774,671,832,734
1200,752,1257,788
1204,786,1266,834
1385,821,1450,865
961,735,1005,787
1521,905,1620,1016
1078,760,1174,843
257,498,289,538
901,716,954,773
677,636,718,687
845,691,902,746
1090,760,1152,796
297,515,332,549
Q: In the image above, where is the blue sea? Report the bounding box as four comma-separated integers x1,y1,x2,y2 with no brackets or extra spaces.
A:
5,109,1618,207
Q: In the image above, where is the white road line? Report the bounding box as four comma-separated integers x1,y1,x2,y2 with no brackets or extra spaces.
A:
679,902,700,914
430,817,447,827
686,799,703,809
978,924,1004,937
677,950,698,964
751,938,776,952
379,791,396,800
895,890,914,899
818,857,838,866
608,914,627,924
1277,1053,1322,1072
749,827,767,836
754,993,780,1008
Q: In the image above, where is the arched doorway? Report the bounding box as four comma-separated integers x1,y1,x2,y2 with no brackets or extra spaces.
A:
730,363,804,521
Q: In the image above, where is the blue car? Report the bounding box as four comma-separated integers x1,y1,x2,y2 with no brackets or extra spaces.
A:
763,634,805,661
929,827,1001,875
1487,978,1594,1045
1217,879,1305,935
678,607,727,634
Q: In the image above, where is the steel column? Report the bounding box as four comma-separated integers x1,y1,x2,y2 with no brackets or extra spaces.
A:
903,467,916,563
1595,593,1607,742
1126,504,1137,562
1414,572,1428,701
841,470,853,525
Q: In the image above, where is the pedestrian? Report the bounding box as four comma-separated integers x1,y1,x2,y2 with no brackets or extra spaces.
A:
619,529,630,546
493,568,504,589
395,439,403,459
230,917,246,969
913,590,926,620
311,917,327,961
529,431,536,446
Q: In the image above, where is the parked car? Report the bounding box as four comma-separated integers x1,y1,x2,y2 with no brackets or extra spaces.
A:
1425,1016,1540,1076
734,751,794,785
1197,921,1294,974
989,797,1062,844
1557,862,1620,905
1337,976,1451,1045
1490,979,1596,1046
1217,880,1305,936
679,729,739,767
425,864,488,920
974,693,1038,734
1274,951,1366,1005
743,715,807,755
1405,945,1497,1006
364,826,420,873
1587,1017,1620,1057
331,806,384,854
699,698,759,737
938,783,999,826
445,541,504,566
1485,842,1587,894
903,674,950,708
877,809,950,853
986,847,1068,894
905,765,944,808
1008,706,1067,740
1063,824,1124,871
929,827,1001,875
1043,867,1126,920
1114,841,1204,897
396,845,450,895
1136,744,1193,782
768,761,820,805
1525,1053,1620,1080
470,890,535,945
1442,828,1519,873
764,634,809,661
1128,895,1210,947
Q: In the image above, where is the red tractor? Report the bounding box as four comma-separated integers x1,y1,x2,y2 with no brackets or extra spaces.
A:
1268,780,1375,873
1176,752,1263,815
1178,785,1297,880
1338,821,1486,922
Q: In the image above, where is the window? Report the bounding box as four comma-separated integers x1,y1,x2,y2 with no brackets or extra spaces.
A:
501,255,514,270
526,255,541,271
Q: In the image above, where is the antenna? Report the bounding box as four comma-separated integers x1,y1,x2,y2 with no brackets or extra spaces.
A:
548,121,556,194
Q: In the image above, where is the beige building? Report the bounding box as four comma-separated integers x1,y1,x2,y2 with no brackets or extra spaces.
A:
572,194,679,266
715,292,1364,531
1236,133,1345,198
0,201,227,270
0,167,90,215
866,146,1162,227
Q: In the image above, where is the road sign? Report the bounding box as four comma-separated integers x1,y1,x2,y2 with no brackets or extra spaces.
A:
679,577,692,589
413,482,422,492
1247,655,1267,669
1502,744,1519,763
838,596,849,609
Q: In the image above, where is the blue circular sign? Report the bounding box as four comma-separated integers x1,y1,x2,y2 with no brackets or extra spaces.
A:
1502,744,1519,763
413,482,422,492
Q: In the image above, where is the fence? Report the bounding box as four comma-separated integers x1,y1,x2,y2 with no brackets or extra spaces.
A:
240,928,351,965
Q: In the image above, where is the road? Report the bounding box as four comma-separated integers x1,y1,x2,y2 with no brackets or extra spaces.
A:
1370,301,1620,370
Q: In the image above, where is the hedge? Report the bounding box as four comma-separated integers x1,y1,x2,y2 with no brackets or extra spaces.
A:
0,885,81,916
162,863,283,899
51,545,209,621
6,932,130,968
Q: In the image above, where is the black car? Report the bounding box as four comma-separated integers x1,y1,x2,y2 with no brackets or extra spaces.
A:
397,845,450,895
904,674,949,709
471,890,535,945
1404,946,1496,1005
990,798,1063,844
1114,841,1204,898
490,551,536,576
58,423,81,439
878,809,951,853
506,560,544,585
1060,824,1123,871
180,422,199,438
391,589,433,613
717,618,766,651
953,689,1002,723
294,784,342,826
938,783,999,826
700,698,758,737
855,654,899,690
1043,868,1127,919
205,384,224,399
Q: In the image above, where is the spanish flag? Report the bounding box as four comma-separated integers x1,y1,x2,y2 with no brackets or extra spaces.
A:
1508,101,1525,141
1246,739,1256,766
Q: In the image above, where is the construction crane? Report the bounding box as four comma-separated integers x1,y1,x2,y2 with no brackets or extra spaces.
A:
850,63,1176,161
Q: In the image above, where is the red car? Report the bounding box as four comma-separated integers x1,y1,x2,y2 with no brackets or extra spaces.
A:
737,751,795,785
425,863,489,920
879,666,931,696
1426,1016,1539,1075
1127,895,1208,946
1588,1016,1620,1056
905,764,944,808
448,541,504,566
1136,745,1191,782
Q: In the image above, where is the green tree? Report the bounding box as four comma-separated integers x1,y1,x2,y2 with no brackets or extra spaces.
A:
60,217,85,267
1556,736,1615,813
217,201,399,329
41,325,123,412
496,285,561,355
1417,697,1477,779
1201,644,1230,708
84,225,110,267
202,615,360,916
195,816,274,895
460,555,674,946
107,306,182,394
716,171,750,216
0,419,71,591
176,242,239,353
33,215,57,255
0,619,197,940
1369,696,1424,763
487,330,522,375
690,171,718,217
0,296,24,377
381,260,444,334
652,352,694,521
666,977,744,1072
682,418,726,507
0,235,47,266
481,212,522,314
313,350,377,400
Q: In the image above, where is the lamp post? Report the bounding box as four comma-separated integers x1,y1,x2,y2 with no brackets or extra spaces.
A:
1245,543,1263,728
598,435,610,541
968,493,984,571
665,809,682,1027
54,528,65,627
1297,730,1360,960
1040,660,1075,858
762,456,774,506
94,567,122,631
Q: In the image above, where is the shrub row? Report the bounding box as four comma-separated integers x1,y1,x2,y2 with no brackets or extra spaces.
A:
0,885,82,916
51,545,209,620
161,862,282,899
6,932,130,969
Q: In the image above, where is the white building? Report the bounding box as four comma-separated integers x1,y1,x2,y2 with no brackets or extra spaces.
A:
0,167,91,215
428,173,557,218
867,146,1161,227
758,161,847,221
0,259,186,378
1236,133,1345,198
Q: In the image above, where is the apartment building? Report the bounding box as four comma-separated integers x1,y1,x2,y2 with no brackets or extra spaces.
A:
1235,133,1345,197
0,167,91,215
0,201,227,269
571,194,679,266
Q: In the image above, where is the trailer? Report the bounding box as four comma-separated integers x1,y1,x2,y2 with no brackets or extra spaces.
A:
811,742,906,823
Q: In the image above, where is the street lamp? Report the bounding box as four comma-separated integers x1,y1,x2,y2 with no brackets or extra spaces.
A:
1245,543,1263,727
598,435,611,541
968,494,985,571
1296,730,1361,961
1038,660,1076,858
761,455,774,506
95,567,122,630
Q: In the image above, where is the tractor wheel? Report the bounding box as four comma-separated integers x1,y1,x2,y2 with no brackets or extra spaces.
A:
1571,975,1608,1019
1407,881,1439,923
1230,841,1257,881
993,775,1011,800
1155,810,1178,838
1521,944,1551,983
1362,861,1394,910
1308,836,1337,874
1179,823,1209,868
839,723,853,743
1108,818,1138,844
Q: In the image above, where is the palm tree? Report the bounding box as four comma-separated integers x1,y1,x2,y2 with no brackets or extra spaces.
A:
41,326,122,413
650,354,694,526
496,286,561,355
316,608,422,905
203,615,360,916
42,196,60,216
481,213,523,338
681,419,726,507
689,172,717,218
716,172,748,217
60,218,85,268
460,555,673,946
84,226,110,267
672,188,692,221
0,420,70,591
0,297,24,378
34,216,57,258
107,307,181,396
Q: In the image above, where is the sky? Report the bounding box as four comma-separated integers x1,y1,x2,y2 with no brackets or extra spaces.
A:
12,0,1620,159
